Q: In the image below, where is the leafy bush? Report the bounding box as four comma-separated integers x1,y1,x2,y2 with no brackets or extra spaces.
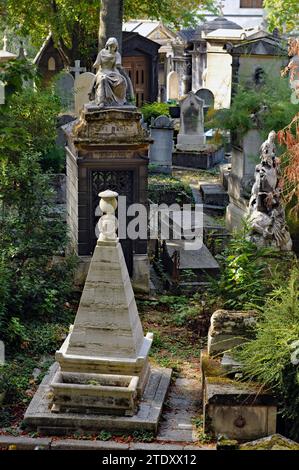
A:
140,102,170,124
0,59,63,172
0,151,76,348
0,357,37,402
236,267,299,440
208,77,298,139
210,226,293,310
148,174,194,206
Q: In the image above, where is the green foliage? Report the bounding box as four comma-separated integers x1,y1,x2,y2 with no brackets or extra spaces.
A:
96,430,112,441
211,226,290,310
263,0,299,32
0,60,62,171
140,101,170,124
209,77,298,139
237,267,299,440
1,1,219,60
24,322,69,355
0,60,75,348
132,430,154,442
192,416,214,443
148,174,194,205
0,356,37,401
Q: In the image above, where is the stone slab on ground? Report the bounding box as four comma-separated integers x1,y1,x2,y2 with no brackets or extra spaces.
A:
165,240,219,275
199,183,229,207
23,362,171,435
0,436,213,451
51,440,129,450
156,378,201,443
0,436,51,450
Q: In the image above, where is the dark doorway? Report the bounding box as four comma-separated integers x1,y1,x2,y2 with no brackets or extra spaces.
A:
123,56,149,107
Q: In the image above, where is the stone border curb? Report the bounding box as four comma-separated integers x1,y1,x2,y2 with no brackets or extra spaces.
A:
0,436,214,451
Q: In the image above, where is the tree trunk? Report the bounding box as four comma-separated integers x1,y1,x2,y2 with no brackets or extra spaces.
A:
98,0,123,52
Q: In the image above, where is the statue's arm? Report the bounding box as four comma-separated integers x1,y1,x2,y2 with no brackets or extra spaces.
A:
93,51,102,69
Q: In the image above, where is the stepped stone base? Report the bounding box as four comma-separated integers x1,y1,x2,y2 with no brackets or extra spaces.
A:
24,363,172,435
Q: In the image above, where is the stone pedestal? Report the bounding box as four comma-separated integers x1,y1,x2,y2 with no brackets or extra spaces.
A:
64,104,150,292
226,129,263,231
149,115,174,174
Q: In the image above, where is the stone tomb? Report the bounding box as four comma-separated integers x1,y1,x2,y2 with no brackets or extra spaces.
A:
149,115,174,174
173,92,224,169
176,92,206,151
24,191,171,434
200,309,277,441
64,104,151,293
202,374,277,441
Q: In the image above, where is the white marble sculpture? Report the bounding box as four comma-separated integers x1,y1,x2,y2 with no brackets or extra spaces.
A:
248,131,292,251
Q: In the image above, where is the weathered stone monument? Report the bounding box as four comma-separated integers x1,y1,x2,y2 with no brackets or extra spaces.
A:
55,71,75,112
64,37,150,292
226,128,263,230
149,115,174,174
166,71,179,101
176,91,206,151
195,88,214,115
24,191,171,434
248,130,292,250
173,91,224,169
201,309,277,441
74,72,95,116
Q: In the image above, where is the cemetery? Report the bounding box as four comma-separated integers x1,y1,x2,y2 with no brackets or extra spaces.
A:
0,0,299,457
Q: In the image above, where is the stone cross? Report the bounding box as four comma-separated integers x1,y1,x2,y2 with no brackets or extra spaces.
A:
70,60,86,79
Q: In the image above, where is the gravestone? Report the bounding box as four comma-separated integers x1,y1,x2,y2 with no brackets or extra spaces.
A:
149,115,174,174
55,71,75,113
74,72,95,115
226,129,263,230
0,340,4,365
166,71,179,101
176,92,206,151
24,191,171,433
195,88,214,114
207,309,258,357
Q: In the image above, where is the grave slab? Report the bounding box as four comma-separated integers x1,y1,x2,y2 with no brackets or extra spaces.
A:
200,183,229,207
23,362,171,435
203,376,277,441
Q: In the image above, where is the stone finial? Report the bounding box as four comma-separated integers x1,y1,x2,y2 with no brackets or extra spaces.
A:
3,35,7,52
98,190,118,242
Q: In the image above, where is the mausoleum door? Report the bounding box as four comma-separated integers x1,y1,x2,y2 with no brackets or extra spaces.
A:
123,56,149,107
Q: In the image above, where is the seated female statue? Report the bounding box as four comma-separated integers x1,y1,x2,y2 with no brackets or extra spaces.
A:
89,37,134,107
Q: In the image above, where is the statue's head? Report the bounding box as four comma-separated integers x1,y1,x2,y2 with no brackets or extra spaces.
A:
105,37,118,52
